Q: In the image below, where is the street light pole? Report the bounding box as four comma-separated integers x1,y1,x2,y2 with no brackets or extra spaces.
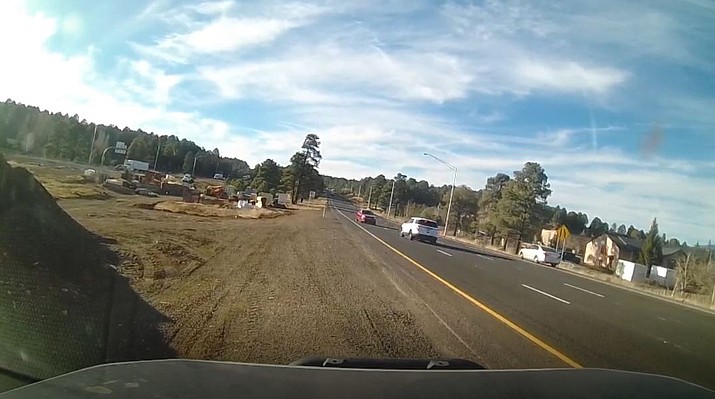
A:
387,179,396,218
88,124,98,164
424,153,457,236
153,136,161,171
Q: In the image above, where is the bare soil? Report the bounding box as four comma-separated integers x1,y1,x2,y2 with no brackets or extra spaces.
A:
5,155,115,200
152,201,288,219
2,154,455,370
59,197,441,363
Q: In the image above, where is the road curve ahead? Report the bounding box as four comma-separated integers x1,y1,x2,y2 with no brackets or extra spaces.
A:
328,197,715,390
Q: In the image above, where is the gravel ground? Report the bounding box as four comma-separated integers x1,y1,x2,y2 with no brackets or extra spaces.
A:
60,198,455,365
148,207,442,363
3,154,461,367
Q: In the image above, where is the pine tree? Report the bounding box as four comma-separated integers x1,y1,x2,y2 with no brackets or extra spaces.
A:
492,162,551,248
279,167,296,196
639,218,663,275
292,134,321,203
251,159,281,193
617,224,627,235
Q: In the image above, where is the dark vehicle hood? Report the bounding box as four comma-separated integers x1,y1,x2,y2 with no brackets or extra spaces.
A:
1,359,711,399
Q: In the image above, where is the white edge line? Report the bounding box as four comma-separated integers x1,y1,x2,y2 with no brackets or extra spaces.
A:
436,249,453,257
521,284,571,305
333,201,472,352
476,254,492,261
563,283,605,298
331,201,391,243
422,300,478,355
330,199,584,368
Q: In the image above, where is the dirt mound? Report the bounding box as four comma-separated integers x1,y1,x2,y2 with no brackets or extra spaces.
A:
0,153,170,384
35,175,112,200
151,201,288,219
132,201,162,210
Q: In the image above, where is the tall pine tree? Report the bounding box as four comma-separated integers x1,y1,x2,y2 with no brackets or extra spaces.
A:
639,218,663,276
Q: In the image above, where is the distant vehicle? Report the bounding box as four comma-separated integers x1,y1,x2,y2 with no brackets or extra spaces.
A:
561,251,581,264
355,209,376,225
213,173,225,180
124,159,149,172
519,244,561,266
181,174,194,184
400,217,439,243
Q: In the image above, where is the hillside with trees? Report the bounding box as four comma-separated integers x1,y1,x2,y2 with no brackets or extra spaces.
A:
0,100,251,178
0,98,698,246
325,164,695,253
0,99,324,202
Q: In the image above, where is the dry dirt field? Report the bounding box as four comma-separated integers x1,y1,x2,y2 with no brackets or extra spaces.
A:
2,154,448,372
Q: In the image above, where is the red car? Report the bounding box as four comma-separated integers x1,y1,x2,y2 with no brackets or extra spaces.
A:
355,209,377,225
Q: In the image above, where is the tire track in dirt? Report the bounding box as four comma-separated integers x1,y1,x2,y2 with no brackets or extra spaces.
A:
78,201,447,365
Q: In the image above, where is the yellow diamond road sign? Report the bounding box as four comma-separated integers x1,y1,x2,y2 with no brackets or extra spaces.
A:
556,225,571,241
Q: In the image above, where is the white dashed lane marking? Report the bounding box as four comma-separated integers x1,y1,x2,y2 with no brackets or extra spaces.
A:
563,283,605,298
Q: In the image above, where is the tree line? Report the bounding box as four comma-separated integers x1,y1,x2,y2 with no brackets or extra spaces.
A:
244,134,325,202
325,162,694,251
0,99,699,240
0,99,253,178
0,99,324,203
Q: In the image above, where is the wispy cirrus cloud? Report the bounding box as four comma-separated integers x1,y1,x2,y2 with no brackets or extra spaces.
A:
132,1,328,63
198,43,474,104
514,61,628,95
1,0,714,242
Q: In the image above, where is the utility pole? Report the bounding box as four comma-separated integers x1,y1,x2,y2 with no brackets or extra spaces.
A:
153,136,161,171
707,239,714,307
88,124,98,164
445,169,456,236
367,186,373,209
192,156,198,176
424,153,457,236
386,179,396,218
357,184,361,199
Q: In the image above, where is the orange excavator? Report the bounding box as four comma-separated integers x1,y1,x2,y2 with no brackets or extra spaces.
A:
205,185,228,199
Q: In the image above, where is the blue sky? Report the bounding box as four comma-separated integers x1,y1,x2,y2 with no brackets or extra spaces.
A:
1,0,714,243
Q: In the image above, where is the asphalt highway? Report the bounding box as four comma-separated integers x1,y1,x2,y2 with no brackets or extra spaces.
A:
328,197,715,390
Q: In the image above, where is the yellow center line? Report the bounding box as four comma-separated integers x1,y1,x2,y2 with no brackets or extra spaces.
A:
331,200,583,369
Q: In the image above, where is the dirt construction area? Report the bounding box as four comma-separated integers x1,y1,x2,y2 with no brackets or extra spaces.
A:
2,153,469,386
62,196,444,363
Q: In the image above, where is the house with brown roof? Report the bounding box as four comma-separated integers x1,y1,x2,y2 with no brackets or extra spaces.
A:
584,234,639,269
584,233,685,270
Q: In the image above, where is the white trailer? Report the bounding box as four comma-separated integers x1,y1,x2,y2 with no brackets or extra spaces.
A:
275,193,290,205
124,159,149,171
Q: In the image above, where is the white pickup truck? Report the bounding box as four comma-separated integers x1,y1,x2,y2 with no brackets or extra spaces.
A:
400,217,439,244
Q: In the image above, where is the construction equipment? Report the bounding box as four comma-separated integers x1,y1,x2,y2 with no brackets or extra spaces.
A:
205,185,228,199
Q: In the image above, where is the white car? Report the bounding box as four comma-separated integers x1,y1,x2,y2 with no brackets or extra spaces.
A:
519,244,561,266
400,217,439,244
